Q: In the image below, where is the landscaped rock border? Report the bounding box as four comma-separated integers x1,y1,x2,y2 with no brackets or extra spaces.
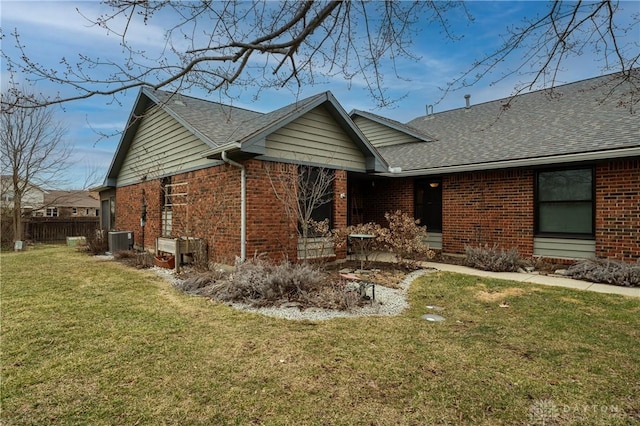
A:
153,267,435,321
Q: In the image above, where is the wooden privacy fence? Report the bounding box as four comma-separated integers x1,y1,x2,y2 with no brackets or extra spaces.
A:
23,217,100,242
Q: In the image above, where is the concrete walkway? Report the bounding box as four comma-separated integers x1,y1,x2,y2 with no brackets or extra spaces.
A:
418,260,639,298
353,253,639,298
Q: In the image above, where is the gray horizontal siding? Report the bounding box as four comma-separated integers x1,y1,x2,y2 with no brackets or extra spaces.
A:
118,106,216,185
353,116,421,147
533,237,595,260
298,237,335,259
266,106,367,170
425,232,442,250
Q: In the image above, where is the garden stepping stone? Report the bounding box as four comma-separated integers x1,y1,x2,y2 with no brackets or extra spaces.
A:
422,314,445,322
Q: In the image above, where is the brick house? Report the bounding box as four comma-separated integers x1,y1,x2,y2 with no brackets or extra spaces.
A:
351,72,639,263
98,89,387,264
99,71,639,264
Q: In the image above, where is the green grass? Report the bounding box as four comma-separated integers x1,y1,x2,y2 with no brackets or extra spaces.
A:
2,245,639,425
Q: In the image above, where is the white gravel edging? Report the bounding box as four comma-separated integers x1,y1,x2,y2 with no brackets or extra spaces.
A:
153,267,434,321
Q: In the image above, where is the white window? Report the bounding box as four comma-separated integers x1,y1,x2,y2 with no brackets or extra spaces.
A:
72,207,78,215
46,207,58,217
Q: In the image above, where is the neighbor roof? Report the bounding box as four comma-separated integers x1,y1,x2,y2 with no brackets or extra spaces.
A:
380,71,640,175
45,190,99,208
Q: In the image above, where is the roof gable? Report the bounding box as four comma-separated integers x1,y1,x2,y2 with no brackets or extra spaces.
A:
204,91,388,173
351,110,433,147
103,89,389,187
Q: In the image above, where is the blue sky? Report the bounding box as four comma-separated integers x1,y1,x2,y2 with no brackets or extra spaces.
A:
2,1,637,189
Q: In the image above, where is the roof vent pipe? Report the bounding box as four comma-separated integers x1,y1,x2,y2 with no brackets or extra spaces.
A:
426,104,434,116
464,94,471,109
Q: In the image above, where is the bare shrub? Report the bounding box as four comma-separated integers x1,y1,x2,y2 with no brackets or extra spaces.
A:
113,249,155,269
464,244,523,272
135,251,156,269
207,257,326,307
1,211,15,249
567,259,640,287
176,269,229,294
190,240,209,271
179,257,364,310
83,229,109,255
382,210,435,269
113,250,136,259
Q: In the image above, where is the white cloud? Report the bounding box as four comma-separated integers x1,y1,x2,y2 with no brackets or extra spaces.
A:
2,1,168,49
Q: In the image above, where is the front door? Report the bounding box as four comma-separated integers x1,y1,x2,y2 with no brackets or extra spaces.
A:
415,179,442,232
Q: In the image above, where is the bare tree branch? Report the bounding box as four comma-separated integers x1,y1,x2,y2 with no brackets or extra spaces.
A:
1,1,637,113
440,0,639,106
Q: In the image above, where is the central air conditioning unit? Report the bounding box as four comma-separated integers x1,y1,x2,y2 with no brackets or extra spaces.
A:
108,231,134,253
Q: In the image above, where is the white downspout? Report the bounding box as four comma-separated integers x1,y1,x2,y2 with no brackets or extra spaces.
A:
221,151,246,262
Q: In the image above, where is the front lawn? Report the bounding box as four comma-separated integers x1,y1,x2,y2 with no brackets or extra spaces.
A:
2,246,639,425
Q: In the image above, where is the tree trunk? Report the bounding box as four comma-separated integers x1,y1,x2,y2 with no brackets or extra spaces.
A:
13,196,23,242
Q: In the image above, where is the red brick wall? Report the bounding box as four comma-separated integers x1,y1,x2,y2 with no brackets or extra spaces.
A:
361,177,414,225
115,179,162,251
333,169,348,259
115,165,243,264
245,161,298,262
170,165,243,265
595,159,640,262
246,161,348,262
442,169,534,256
115,158,639,264
115,160,348,264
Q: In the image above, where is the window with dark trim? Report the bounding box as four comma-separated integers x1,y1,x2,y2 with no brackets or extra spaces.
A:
535,167,594,238
298,166,334,236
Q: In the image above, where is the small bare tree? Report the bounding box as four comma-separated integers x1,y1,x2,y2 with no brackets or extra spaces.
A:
265,163,335,260
0,87,70,244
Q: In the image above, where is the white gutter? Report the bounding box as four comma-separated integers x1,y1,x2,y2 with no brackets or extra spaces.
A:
202,142,241,159
221,151,246,262
379,147,640,177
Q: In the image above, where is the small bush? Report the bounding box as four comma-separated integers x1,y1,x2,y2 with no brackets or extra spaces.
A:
382,210,435,269
113,249,155,269
180,257,362,310
175,269,229,293
1,211,15,249
567,259,640,287
83,229,109,255
464,244,523,272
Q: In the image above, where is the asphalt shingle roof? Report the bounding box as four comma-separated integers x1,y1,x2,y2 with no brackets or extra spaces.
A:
382,72,639,172
148,89,264,147
148,89,333,148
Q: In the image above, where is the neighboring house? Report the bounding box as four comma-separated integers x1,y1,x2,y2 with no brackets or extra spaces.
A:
99,71,639,264
0,176,46,213
34,190,100,218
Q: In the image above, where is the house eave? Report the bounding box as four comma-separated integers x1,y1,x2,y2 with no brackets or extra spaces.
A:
380,147,640,177
202,143,242,159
